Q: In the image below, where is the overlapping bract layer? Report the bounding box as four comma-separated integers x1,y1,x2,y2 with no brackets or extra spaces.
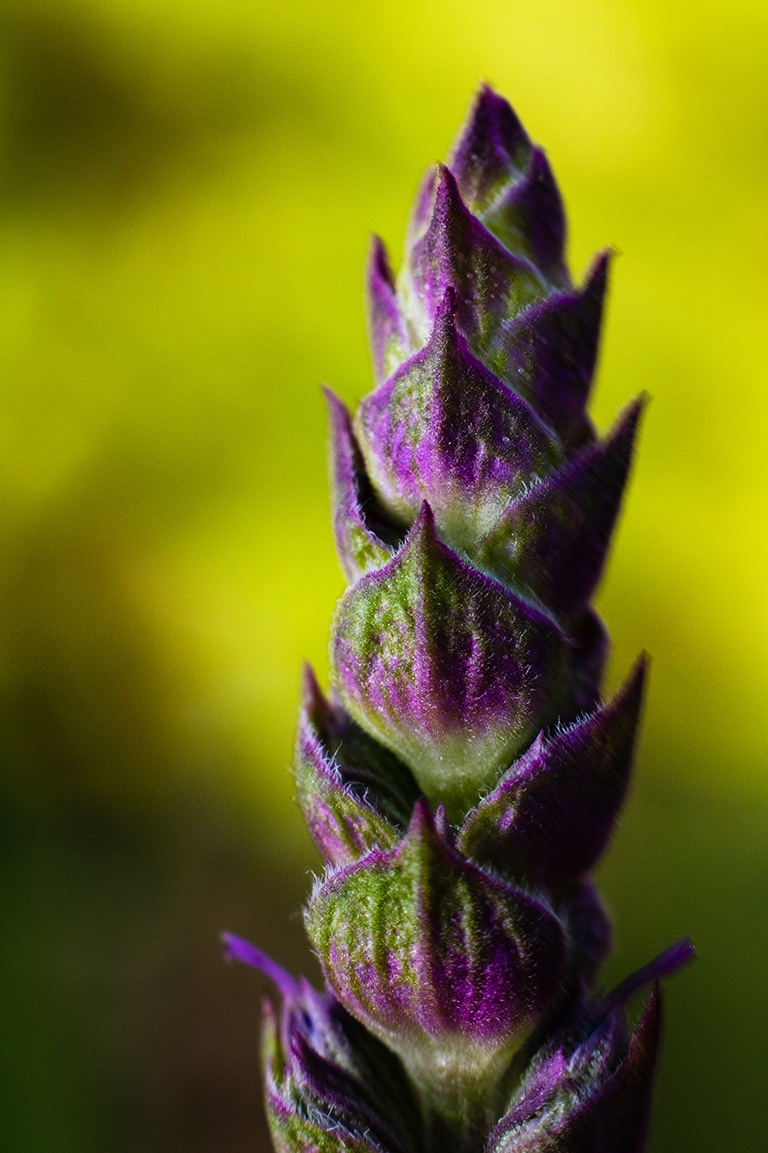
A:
358,290,562,548
228,931,689,1153
306,800,566,1124
225,85,689,1153
224,936,421,1153
334,504,570,815
488,986,662,1153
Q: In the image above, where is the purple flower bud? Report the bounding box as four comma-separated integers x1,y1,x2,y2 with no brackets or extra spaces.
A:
405,165,547,357
295,665,419,866
332,503,568,816
325,388,396,582
263,1000,387,1153
476,398,644,616
306,800,567,1130
355,292,562,550
459,658,647,885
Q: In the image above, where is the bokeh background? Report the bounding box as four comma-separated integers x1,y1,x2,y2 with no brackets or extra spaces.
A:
0,0,766,1150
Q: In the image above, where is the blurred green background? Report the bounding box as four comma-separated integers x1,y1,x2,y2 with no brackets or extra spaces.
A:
0,0,766,1149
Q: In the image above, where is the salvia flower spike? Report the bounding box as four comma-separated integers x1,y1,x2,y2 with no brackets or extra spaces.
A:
225,85,692,1153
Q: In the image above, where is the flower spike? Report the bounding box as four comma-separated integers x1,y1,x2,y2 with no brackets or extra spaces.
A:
224,84,690,1153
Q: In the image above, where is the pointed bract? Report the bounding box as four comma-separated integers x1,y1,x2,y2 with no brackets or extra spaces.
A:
481,148,568,288
486,252,610,444
263,1003,386,1153
356,292,562,550
333,504,569,817
448,84,532,213
262,984,417,1153
327,389,396,582
487,987,663,1153
287,1031,416,1153
306,800,567,1126
296,665,420,865
477,398,643,616
405,165,547,355
226,937,422,1153
459,658,647,884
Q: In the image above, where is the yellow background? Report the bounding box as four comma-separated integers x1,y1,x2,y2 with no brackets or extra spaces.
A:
1,1,766,1150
